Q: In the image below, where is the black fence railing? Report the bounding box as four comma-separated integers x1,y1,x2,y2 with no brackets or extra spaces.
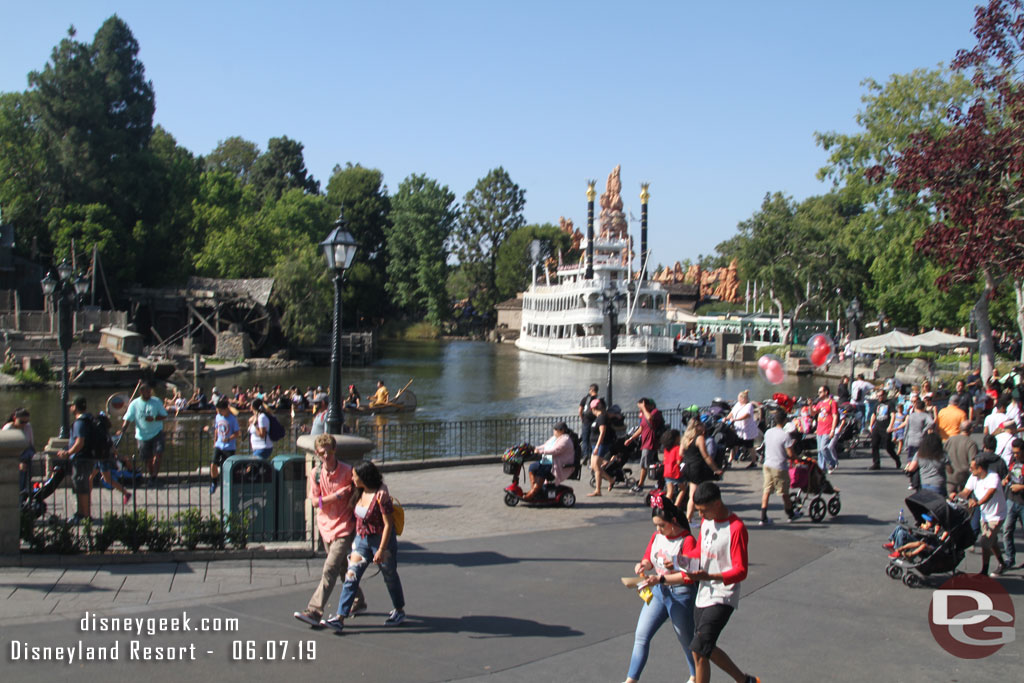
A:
20,406,696,552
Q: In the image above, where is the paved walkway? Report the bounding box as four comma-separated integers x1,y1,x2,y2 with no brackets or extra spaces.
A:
2,449,1022,682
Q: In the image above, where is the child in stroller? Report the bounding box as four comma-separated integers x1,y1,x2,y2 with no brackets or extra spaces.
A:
885,490,975,588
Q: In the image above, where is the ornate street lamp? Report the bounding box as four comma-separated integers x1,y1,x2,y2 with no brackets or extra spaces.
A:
320,210,358,435
600,282,633,409
41,260,90,438
846,297,862,386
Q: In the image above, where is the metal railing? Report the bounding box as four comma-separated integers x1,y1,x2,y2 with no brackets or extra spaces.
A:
20,406,694,552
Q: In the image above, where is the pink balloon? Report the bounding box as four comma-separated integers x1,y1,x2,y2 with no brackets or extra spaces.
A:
757,355,771,370
765,360,786,385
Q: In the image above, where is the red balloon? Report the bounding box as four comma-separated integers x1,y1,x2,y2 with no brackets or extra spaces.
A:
810,345,830,367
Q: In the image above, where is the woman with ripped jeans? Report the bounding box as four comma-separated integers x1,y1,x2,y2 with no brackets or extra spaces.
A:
322,461,406,633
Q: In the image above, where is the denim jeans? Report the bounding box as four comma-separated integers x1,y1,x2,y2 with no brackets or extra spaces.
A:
889,525,913,549
336,532,404,617
816,434,837,471
626,583,696,680
1003,500,1024,566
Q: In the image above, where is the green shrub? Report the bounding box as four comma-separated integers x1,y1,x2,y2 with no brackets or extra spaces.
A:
1,360,18,376
201,515,226,550
93,512,123,552
225,511,250,550
148,519,176,553
40,516,80,554
119,510,154,552
176,508,204,550
20,508,40,549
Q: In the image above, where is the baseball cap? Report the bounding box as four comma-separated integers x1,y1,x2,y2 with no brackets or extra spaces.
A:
69,395,87,410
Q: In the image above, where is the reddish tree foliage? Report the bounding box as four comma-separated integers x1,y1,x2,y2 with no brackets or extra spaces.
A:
890,0,1024,290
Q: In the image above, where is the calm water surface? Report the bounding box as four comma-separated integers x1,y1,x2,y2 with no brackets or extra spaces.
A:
4,341,820,444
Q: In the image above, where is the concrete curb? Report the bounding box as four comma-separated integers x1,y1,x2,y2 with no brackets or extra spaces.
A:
0,546,316,567
377,454,502,472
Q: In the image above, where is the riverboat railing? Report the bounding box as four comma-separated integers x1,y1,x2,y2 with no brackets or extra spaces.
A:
20,406,696,552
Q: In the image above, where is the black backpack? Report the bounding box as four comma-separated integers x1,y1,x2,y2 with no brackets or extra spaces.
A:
266,413,286,442
565,428,583,480
74,412,113,460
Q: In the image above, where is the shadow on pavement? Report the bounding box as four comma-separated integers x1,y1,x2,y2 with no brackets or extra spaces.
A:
344,613,584,639
402,548,626,568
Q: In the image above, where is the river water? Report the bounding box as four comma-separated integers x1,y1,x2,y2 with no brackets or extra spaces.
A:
4,340,819,445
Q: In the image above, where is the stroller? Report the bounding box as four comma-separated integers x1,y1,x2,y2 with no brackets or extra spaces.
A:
589,436,638,490
833,402,862,458
788,455,841,522
885,490,975,588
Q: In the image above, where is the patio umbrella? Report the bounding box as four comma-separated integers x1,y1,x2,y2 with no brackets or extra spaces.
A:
912,329,977,349
848,329,924,354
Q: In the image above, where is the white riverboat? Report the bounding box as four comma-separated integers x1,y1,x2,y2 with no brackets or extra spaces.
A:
514,233,674,363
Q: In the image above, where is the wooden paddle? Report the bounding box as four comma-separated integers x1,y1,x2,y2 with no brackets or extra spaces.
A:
393,378,414,401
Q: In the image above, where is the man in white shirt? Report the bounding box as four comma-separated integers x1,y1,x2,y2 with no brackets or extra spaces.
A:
850,375,875,432
759,410,801,525
954,458,1008,577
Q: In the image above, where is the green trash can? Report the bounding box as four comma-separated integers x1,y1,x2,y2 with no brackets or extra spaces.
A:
223,456,276,542
273,454,308,541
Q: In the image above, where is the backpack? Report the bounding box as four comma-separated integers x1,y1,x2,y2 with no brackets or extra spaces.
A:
266,413,286,442
565,428,583,480
378,490,405,536
74,412,113,460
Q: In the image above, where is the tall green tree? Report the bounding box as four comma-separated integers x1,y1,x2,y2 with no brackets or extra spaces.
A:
386,174,458,326
452,167,526,320
494,223,574,300
722,192,861,344
816,67,974,330
270,242,332,346
204,136,260,183
249,136,319,205
325,163,391,327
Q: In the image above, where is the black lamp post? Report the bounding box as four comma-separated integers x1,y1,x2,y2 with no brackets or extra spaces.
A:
969,309,978,371
41,260,89,438
320,211,359,435
845,297,862,386
600,283,632,409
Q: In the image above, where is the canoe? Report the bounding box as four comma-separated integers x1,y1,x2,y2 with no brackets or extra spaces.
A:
348,389,417,415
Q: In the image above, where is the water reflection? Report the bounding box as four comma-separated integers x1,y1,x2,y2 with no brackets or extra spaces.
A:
6,340,820,442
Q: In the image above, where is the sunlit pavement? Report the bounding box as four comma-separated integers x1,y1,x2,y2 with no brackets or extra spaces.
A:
2,448,1022,682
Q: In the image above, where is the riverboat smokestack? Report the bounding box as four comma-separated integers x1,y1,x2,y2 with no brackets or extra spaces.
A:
586,180,596,280
640,183,650,283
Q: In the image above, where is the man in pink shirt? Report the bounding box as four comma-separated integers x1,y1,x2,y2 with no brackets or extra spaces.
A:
294,434,365,626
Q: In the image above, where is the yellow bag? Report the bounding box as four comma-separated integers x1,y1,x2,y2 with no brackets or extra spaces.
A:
380,491,405,536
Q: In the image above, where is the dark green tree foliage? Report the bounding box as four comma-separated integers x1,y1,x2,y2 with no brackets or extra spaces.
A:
723,192,862,343
30,18,155,245
387,174,458,326
249,136,320,204
495,223,574,300
204,136,260,183
0,92,47,256
325,164,391,327
271,241,332,346
453,167,526,319
816,68,975,330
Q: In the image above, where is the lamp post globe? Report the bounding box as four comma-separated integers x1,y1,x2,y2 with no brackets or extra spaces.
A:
320,210,358,435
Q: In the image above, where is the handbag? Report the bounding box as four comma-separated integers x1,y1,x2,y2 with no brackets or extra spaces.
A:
379,490,405,536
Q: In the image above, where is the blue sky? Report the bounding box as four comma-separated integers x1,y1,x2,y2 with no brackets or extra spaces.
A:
1,1,978,267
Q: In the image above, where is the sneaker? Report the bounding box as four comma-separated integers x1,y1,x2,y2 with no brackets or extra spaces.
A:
320,615,344,633
744,676,761,683
68,513,84,525
122,492,132,505
384,609,406,626
759,518,773,526
788,510,803,522
989,563,1005,577
630,484,643,493
882,542,895,550
350,598,368,617
888,551,900,559
209,481,218,495
294,609,322,627
868,464,880,471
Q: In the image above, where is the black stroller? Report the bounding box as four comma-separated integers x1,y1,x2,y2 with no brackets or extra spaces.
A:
885,490,975,588
589,435,638,490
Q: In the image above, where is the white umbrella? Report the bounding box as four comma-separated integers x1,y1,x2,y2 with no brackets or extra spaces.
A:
912,329,977,349
849,330,924,354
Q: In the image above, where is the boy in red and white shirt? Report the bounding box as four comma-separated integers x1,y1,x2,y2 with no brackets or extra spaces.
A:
685,481,760,683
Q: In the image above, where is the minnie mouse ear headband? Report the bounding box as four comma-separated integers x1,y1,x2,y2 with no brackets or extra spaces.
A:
649,489,666,511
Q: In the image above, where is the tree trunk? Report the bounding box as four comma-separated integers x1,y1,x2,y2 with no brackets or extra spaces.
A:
975,269,997,382
1015,278,1024,363
771,293,789,345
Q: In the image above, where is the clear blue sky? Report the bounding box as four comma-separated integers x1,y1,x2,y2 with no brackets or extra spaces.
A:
1,1,978,267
